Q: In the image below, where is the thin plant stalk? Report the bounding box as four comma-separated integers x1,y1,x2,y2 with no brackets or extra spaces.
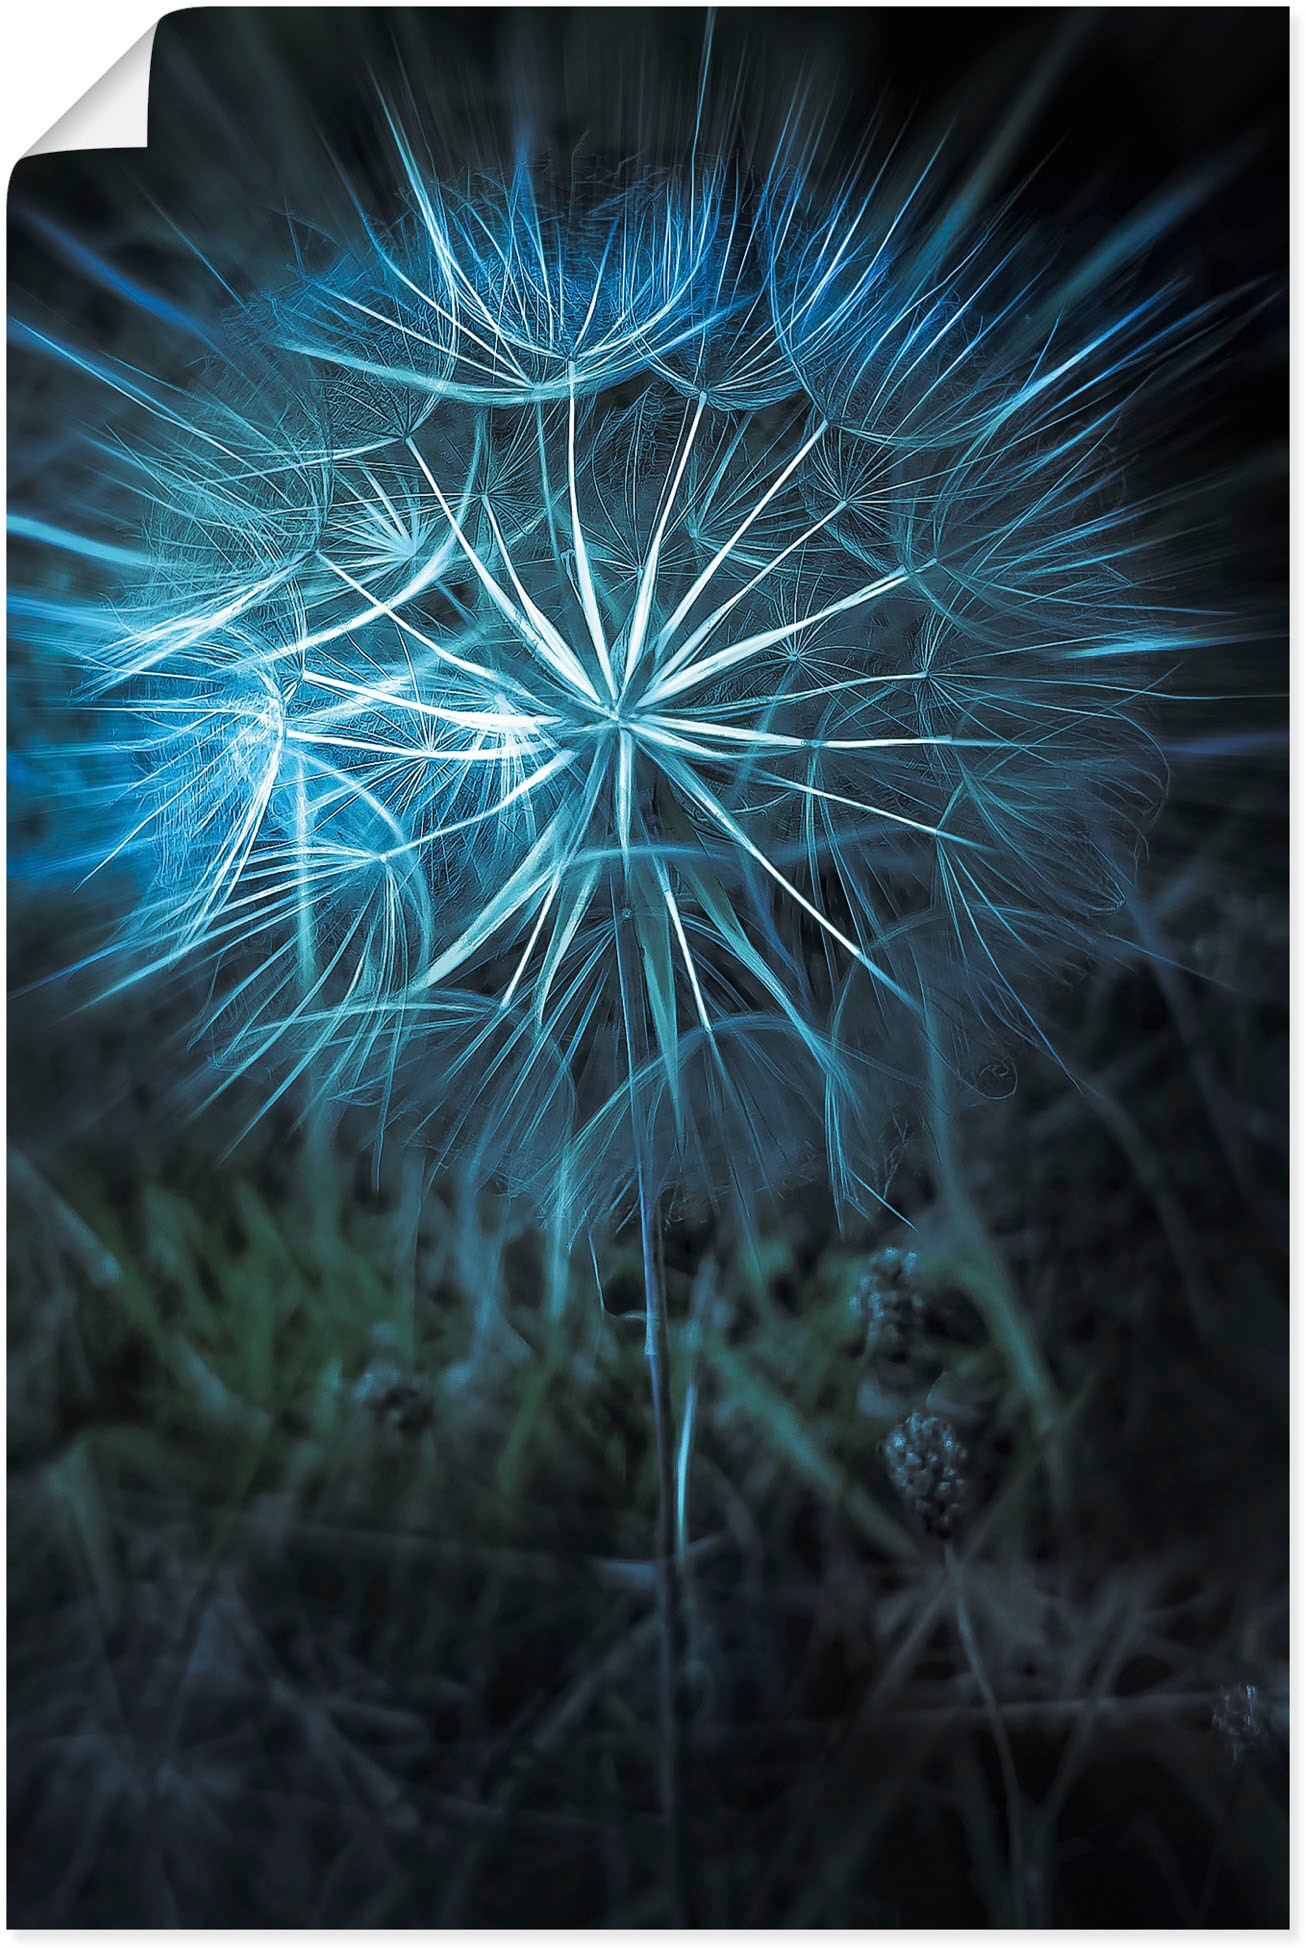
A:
615,902,690,1926
945,1540,1029,1928
636,1156,691,1927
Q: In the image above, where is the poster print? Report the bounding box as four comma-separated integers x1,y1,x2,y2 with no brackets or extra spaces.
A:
8,9,1287,1928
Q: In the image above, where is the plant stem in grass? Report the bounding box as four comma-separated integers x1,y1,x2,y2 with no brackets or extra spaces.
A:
615,902,690,1926
946,1540,1029,1927
636,1154,691,1927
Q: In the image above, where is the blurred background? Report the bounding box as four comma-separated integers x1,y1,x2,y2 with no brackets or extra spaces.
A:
8,7,1287,1926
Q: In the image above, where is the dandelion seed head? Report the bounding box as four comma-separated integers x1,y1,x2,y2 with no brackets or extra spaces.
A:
11,56,1223,1231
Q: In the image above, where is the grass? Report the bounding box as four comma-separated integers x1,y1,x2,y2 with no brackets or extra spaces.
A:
6,792,1289,1925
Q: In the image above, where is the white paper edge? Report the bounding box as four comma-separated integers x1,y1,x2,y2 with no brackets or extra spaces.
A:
25,24,157,159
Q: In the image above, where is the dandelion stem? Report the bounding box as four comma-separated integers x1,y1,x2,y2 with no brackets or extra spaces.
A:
616,903,691,1927
945,1540,1029,1928
635,1155,691,1927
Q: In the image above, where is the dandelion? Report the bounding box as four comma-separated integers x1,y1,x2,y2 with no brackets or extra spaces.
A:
17,142,1209,1226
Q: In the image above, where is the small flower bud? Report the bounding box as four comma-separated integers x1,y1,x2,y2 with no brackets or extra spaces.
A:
851,1246,924,1357
1212,1682,1268,1764
882,1409,973,1538
352,1343,435,1436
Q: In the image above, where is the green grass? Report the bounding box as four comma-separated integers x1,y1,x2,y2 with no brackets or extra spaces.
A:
7,826,1289,1926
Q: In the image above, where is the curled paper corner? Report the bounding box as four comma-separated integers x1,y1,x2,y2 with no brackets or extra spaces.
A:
25,24,158,158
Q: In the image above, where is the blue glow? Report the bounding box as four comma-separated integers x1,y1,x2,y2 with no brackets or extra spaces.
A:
10,99,1227,1226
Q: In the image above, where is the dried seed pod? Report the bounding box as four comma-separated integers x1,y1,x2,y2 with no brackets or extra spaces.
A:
882,1409,973,1538
352,1330,435,1437
1212,1681,1268,1764
851,1245,925,1356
